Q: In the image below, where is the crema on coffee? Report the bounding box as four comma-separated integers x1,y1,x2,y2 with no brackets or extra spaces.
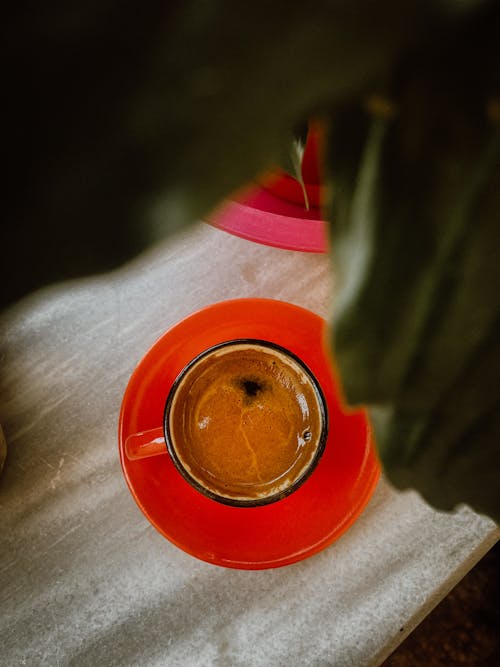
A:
165,340,327,506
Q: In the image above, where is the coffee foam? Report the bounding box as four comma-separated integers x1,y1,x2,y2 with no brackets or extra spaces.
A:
167,342,326,504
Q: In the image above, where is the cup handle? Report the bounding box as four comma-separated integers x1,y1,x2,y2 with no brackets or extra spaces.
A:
125,427,166,460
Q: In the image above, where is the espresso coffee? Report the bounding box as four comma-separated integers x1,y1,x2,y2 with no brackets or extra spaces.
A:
165,340,327,506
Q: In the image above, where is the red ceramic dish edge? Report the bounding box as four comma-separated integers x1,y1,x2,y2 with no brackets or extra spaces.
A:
118,299,380,569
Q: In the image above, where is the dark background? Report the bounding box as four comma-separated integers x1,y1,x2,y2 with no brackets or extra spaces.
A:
382,541,500,666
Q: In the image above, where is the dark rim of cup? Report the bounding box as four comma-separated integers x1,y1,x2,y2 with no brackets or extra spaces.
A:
163,338,328,508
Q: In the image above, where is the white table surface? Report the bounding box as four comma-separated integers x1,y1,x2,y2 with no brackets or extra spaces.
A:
1,222,498,667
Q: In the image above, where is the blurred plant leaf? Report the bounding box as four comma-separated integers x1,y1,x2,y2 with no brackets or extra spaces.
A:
326,4,500,523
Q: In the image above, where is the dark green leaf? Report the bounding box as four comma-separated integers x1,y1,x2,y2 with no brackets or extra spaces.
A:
326,7,500,522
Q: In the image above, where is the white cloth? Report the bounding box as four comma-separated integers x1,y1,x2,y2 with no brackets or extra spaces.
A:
1,223,497,666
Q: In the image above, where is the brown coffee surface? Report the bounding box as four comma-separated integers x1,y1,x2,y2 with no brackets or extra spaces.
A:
168,343,324,502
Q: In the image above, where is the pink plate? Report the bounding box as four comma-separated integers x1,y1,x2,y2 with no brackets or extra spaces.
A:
206,122,329,253
206,185,328,253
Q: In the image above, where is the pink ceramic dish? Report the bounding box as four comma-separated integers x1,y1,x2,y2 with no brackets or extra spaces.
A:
206,184,328,253
206,121,329,253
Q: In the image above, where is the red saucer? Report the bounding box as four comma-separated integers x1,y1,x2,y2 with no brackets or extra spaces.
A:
119,299,380,569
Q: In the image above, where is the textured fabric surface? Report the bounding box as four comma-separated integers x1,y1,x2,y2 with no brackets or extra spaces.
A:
0,223,497,666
